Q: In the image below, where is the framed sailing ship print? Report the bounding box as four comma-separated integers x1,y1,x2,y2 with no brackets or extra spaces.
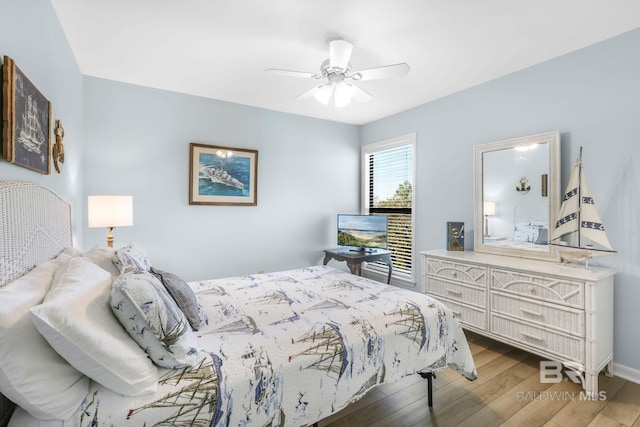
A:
2,56,51,174
189,143,258,206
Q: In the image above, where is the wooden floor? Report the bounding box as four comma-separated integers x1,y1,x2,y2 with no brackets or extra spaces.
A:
319,332,640,427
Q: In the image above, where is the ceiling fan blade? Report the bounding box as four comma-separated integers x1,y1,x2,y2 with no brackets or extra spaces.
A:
329,38,353,70
265,68,319,79
353,63,410,81
351,84,372,103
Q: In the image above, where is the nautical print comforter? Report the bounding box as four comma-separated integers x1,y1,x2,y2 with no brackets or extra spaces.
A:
42,266,477,426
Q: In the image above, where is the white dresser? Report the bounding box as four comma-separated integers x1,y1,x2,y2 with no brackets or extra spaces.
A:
422,249,615,397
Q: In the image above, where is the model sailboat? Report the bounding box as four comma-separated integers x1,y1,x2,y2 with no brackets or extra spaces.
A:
549,147,616,264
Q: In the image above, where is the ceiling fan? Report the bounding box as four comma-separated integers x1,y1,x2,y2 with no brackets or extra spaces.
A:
265,38,410,108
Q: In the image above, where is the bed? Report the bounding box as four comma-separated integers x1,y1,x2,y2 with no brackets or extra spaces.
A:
0,181,476,427
484,201,550,252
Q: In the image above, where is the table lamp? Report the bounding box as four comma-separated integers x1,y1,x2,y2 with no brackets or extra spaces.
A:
483,201,495,237
88,195,133,247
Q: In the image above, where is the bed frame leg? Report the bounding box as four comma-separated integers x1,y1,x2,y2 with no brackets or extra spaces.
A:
419,372,435,407
312,372,433,426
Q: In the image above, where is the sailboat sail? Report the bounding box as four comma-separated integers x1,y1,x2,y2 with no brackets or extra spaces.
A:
549,147,615,260
577,171,614,251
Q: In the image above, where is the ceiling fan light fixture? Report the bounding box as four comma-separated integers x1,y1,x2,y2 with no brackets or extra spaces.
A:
314,84,334,105
334,82,355,108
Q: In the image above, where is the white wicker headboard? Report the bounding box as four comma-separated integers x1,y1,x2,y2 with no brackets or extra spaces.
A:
0,181,72,287
514,201,548,225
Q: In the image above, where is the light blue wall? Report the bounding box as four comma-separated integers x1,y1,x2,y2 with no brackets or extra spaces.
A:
361,28,640,373
0,0,84,244
82,77,360,280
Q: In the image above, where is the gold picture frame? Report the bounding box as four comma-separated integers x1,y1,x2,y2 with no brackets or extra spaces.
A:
189,143,258,206
2,55,51,174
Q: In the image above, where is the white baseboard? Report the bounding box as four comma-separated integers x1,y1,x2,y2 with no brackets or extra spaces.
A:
613,363,640,384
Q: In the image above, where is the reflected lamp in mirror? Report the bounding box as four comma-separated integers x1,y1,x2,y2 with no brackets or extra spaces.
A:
88,195,133,247
483,201,495,237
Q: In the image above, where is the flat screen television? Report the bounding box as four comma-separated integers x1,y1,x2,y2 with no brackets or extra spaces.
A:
337,214,388,252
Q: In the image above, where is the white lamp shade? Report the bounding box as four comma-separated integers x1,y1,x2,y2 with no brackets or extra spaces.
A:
88,196,133,228
314,84,334,105
483,201,496,216
334,83,354,108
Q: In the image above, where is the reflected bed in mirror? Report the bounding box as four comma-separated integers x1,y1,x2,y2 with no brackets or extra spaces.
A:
474,131,561,261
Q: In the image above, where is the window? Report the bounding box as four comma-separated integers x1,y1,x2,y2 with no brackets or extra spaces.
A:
362,133,415,280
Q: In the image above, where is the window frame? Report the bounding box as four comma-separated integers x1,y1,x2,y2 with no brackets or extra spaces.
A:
361,133,416,284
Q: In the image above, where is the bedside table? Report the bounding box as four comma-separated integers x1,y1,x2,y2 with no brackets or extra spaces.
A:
323,248,393,284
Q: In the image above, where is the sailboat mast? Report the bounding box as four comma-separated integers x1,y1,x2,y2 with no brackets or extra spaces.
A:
577,146,582,248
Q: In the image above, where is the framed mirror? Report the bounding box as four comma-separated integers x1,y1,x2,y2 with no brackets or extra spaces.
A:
474,131,561,261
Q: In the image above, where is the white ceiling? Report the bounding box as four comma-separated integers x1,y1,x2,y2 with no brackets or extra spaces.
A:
51,0,640,125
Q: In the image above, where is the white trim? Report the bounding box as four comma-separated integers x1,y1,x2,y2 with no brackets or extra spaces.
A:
613,363,640,385
361,133,417,282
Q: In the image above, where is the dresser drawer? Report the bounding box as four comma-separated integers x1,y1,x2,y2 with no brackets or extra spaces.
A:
422,249,614,398
438,297,487,331
491,292,584,336
426,276,486,308
491,268,584,308
491,314,584,363
425,257,486,288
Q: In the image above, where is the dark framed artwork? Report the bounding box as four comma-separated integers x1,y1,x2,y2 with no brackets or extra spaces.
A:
189,143,258,206
2,56,51,174
447,221,465,251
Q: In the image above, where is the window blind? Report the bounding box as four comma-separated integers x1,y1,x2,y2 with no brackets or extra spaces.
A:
364,140,414,276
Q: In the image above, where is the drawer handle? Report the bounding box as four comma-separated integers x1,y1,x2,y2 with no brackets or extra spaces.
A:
452,272,458,278
447,289,463,297
527,285,536,294
450,310,462,317
520,307,542,317
520,331,543,341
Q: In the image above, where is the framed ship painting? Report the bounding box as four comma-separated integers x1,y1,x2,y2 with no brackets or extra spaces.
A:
447,221,465,251
2,56,51,174
189,143,258,206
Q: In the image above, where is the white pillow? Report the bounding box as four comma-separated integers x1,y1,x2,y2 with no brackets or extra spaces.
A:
82,245,120,279
0,254,89,420
31,257,158,396
111,271,199,368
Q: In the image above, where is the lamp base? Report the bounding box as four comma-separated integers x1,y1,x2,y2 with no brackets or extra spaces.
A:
106,226,115,248
484,215,490,237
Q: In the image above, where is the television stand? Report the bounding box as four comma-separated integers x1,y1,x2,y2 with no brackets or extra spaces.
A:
323,248,393,284
349,247,377,253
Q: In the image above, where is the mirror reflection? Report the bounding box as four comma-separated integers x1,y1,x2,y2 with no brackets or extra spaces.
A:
483,143,549,251
474,132,560,261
